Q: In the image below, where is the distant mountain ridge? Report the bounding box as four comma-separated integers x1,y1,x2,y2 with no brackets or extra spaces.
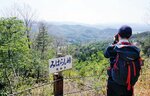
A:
131,31,150,40
94,23,150,33
48,24,117,42
31,22,149,43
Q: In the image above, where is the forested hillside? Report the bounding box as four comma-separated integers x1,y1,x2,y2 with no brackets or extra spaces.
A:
0,17,149,96
31,23,117,43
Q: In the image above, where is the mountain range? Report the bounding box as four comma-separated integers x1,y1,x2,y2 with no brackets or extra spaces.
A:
31,22,150,43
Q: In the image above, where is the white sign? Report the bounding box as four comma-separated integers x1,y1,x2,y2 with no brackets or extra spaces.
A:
49,55,72,73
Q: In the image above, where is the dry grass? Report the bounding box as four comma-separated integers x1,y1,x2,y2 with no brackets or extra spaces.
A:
134,58,150,96
28,77,106,96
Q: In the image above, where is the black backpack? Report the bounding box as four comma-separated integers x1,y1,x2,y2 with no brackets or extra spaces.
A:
111,43,143,90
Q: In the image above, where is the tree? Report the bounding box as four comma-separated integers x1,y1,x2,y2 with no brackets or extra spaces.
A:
35,22,49,59
32,22,50,83
17,4,37,48
0,17,29,94
2,3,37,48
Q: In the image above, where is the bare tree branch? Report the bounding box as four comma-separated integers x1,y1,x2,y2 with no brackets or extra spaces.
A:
1,3,38,48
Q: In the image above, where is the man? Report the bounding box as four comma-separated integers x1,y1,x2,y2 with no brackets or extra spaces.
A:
104,25,141,96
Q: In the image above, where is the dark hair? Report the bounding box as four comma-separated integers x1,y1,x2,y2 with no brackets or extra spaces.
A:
118,25,132,39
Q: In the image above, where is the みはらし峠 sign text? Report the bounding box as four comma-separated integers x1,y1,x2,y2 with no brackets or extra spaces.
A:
49,55,72,73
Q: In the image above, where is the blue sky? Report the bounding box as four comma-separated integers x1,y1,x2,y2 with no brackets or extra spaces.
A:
0,0,150,24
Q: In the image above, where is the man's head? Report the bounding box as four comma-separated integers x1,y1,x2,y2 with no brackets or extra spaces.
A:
118,25,132,39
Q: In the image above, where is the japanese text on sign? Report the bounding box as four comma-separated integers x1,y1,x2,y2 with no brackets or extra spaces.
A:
49,55,72,73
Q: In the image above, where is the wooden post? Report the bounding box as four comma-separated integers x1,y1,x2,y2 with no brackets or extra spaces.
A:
53,72,63,96
53,53,64,96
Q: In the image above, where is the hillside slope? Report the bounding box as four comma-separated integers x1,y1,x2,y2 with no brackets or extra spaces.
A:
32,23,117,43
135,58,150,96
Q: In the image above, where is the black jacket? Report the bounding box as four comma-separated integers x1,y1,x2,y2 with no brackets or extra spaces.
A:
104,44,117,68
104,42,140,68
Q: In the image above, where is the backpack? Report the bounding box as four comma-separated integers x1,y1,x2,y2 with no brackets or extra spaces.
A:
111,42,143,90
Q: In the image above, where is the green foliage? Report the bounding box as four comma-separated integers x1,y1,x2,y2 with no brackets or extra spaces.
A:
0,18,56,95
74,41,109,62
69,42,109,95
0,17,29,94
30,22,54,83
35,22,50,59
132,32,150,57
142,37,150,57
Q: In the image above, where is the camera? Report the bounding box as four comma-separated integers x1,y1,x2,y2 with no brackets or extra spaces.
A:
113,34,119,44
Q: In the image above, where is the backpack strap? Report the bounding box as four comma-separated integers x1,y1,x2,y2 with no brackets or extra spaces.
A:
113,42,132,70
126,62,131,90
126,61,137,91
132,61,136,77
113,54,119,70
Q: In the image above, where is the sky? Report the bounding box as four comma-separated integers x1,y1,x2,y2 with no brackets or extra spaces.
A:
0,0,150,25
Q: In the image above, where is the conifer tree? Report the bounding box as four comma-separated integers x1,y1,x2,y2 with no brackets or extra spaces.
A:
35,22,49,59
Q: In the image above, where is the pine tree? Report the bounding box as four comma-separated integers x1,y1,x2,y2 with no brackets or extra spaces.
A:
35,22,49,59
34,22,50,83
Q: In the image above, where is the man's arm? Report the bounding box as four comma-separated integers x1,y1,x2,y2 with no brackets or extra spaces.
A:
104,45,116,58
